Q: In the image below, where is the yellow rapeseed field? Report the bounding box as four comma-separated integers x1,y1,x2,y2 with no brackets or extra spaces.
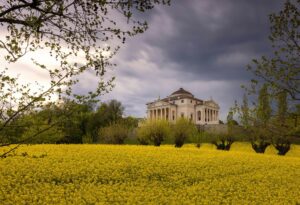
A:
0,143,300,204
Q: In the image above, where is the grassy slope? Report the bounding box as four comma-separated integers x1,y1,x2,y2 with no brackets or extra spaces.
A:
0,144,300,204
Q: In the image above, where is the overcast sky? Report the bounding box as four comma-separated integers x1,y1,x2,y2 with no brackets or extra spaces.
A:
1,0,284,120
102,0,283,120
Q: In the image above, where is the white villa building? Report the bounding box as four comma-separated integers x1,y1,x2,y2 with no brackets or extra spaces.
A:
146,88,220,125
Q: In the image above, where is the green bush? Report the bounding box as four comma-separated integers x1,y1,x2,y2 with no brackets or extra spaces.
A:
21,124,64,144
192,129,211,148
137,120,171,146
82,134,93,144
172,118,197,148
249,127,271,153
211,133,235,151
204,128,235,151
99,123,129,144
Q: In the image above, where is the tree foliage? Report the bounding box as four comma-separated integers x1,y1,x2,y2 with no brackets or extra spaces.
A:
0,0,171,100
208,110,237,151
256,84,272,126
250,85,272,153
137,120,171,146
172,118,197,148
241,1,300,155
99,122,129,144
247,0,299,101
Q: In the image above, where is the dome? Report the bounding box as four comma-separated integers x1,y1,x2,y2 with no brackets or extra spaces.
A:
170,88,193,97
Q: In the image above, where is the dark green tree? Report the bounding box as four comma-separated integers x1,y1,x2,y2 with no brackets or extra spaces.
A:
257,84,272,126
137,120,171,146
251,84,272,153
271,91,292,155
88,99,124,142
172,118,197,148
240,94,250,129
99,123,129,144
210,109,236,151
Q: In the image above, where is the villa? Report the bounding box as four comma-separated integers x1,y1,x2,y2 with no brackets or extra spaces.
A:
146,88,220,125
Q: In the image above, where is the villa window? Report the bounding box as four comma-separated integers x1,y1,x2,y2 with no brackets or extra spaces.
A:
197,111,201,121
181,113,184,118
190,100,192,103
181,100,184,103
190,114,193,121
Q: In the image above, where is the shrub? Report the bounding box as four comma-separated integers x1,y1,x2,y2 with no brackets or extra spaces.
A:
210,133,235,151
249,128,271,153
193,126,210,148
172,118,197,148
21,124,64,144
82,134,93,144
99,123,129,144
272,137,290,155
271,126,295,155
137,120,171,146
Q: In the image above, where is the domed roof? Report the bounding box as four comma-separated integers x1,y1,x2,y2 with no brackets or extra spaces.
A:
170,88,193,97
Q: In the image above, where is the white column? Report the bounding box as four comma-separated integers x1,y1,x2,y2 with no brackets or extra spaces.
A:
213,110,215,121
208,109,210,122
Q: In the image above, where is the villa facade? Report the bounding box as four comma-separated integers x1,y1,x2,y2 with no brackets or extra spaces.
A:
146,88,220,125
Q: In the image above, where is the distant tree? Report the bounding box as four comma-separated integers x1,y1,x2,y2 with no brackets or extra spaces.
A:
250,84,272,153
99,123,129,144
211,133,234,151
106,100,124,123
88,100,124,141
172,118,197,148
194,125,205,148
272,91,291,155
137,120,171,146
257,84,272,126
210,110,236,151
120,116,139,130
57,100,94,144
276,91,288,125
240,94,250,129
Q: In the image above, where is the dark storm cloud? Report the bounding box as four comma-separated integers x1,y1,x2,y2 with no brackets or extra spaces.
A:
141,0,283,81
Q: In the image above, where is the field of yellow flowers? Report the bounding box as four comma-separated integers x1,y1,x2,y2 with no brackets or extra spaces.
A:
0,143,300,204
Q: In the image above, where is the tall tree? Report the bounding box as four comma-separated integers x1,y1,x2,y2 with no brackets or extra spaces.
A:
248,0,299,101
277,91,288,125
272,90,291,155
256,84,271,127
249,85,272,154
240,94,250,129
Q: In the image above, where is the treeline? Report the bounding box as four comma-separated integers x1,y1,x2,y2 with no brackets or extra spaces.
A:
1,91,299,157
134,83,300,156
0,99,138,145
